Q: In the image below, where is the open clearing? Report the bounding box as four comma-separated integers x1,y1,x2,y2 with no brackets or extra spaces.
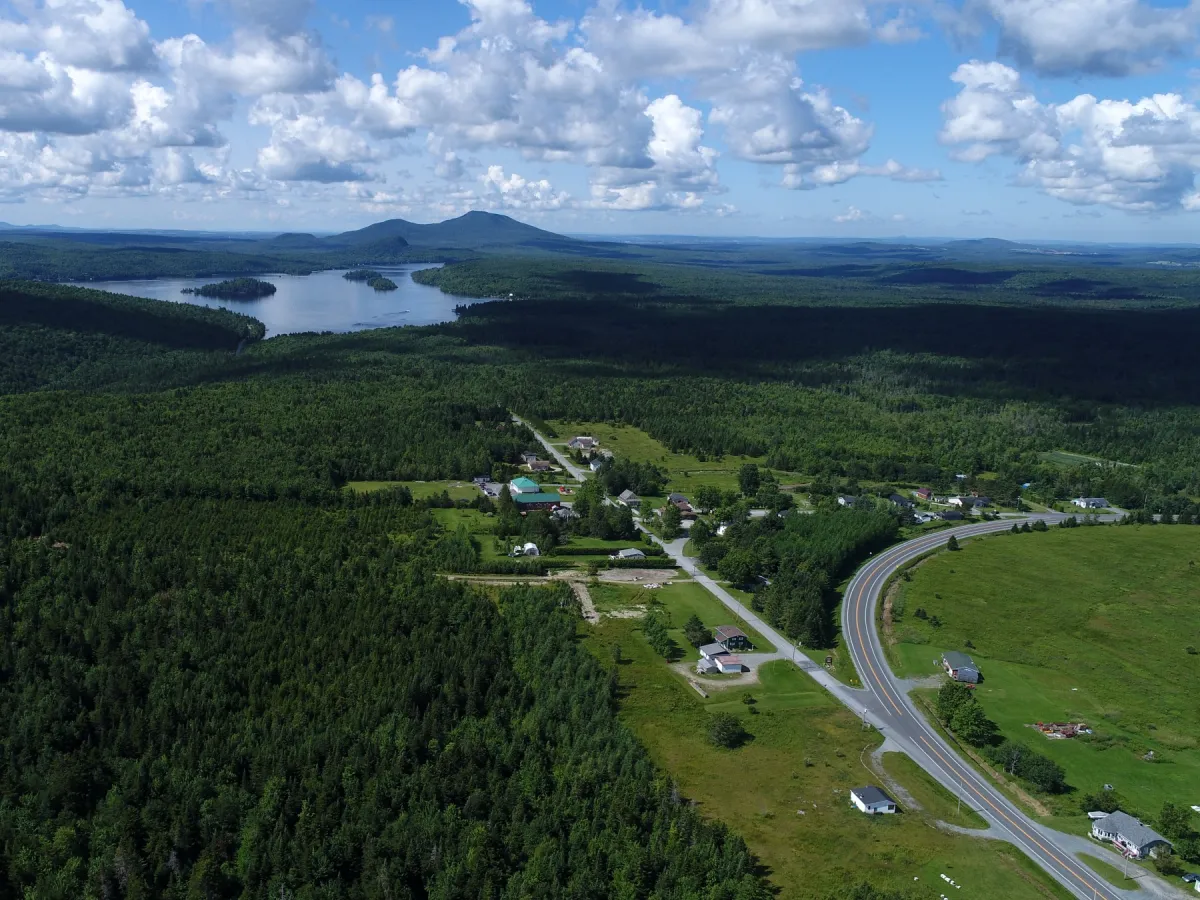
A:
348,479,481,501
890,525,1200,818
583,617,1071,900
545,420,803,497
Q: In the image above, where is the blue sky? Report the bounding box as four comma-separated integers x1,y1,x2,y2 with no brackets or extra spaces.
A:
0,0,1198,240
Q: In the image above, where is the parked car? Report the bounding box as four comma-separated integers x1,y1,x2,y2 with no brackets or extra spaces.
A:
1182,873,1200,884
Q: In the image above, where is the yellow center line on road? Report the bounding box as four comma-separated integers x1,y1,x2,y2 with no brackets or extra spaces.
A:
916,735,1115,900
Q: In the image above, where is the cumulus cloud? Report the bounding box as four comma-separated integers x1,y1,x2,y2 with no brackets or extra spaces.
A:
941,60,1200,211
0,0,155,72
479,164,570,209
965,0,1200,77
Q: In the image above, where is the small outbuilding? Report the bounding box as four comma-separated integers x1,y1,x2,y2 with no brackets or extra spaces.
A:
850,786,897,815
715,656,743,674
589,458,605,473
938,510,964,521
699,643,729,660
837,495,857,507
942,651,981,683
915,488,934,501
612,547,645,561
510,542,540,557
1073,497,1110,509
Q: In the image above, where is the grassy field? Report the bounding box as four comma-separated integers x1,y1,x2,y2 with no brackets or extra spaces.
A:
545,420,803,496
880,752,988,829
589,580,776,653
890,525,1200,818
348,479,481,501
583,617,1072,900
1038,450,1136,469
1075,853,1135,889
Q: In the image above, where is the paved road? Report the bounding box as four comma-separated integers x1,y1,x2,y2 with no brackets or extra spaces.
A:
513,416,1164,899
513,415,588,480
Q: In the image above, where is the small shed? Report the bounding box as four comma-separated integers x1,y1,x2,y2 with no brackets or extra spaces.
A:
696,658,719,675
850,786,897,815
715,656,743,674
612,548,645,561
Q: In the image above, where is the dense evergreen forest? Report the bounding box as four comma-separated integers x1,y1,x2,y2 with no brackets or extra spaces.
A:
3,238,1200,898
184,278,277,299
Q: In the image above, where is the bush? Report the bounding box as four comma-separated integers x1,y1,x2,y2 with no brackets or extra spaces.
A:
708,713,748,749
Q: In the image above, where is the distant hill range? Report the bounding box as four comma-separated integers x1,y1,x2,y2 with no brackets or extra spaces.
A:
261,211,573,251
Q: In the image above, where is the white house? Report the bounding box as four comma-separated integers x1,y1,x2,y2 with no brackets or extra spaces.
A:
1091,811,1172,859
850,786,897,815
715,656,743,674
589,458,605,473
699,643,729,660
611,548,645,561
510,542,540,558
567,436,598,451
1073,497,1110,509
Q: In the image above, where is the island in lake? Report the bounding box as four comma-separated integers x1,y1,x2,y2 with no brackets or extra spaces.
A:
183,278,277,299
343,270,399,292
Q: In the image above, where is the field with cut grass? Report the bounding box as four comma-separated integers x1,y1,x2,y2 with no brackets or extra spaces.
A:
583,617,1073,900
589,580,776,654
348,479,481,501
880,752,988,830
890,525,1200,818
545,420,803,496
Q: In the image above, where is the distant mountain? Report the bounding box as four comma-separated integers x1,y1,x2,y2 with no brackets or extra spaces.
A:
325,211,573,249
944,238,1024,249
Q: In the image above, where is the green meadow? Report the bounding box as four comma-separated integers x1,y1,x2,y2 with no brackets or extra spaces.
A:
891,525,1200,818
583,618,1072,900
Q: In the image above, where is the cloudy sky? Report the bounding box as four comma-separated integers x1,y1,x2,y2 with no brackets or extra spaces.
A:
1,0,1198,239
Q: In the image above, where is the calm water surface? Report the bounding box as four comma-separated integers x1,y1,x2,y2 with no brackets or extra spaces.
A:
70,265,475,337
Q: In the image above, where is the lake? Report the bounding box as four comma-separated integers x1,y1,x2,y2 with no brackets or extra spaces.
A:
70,265,476,337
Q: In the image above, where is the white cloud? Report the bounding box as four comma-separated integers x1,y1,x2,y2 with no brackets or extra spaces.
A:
0,0,155,72
833,205,867,222
941,60,1200,211
966,0,1200,77
479,164,570,209
0,52,131,134
791,158,942,188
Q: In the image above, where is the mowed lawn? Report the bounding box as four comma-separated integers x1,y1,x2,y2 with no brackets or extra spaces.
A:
545,420,803,495
584,618,1071,900
590,580,776,653
892,525,1200,816
347,479,481,501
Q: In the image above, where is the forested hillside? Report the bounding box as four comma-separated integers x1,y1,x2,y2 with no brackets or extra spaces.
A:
0,496,766,898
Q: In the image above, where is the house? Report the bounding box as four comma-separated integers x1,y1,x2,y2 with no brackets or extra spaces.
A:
914,513,936,524
938,510,964,521
612,548,645,561
1073,497,1110,509
529,459,552,473
567,436,597,451
947,496,967,507
715,656,743,674
889,493,915,509
915,488,934,501
510,542,540,557
850,786,897,815
520,451,540,465
949,496,990,510
1091,811,1172,859
618,489,641,509
552,503,579,521
510,476,541,495
714,626,752,651
942,651,981,683
838,495,857,507
514,492,563,511
668,493,689,505
589,458,605,473
699,642,729,660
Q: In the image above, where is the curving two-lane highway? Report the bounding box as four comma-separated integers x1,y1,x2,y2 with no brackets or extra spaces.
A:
842,516,1151,900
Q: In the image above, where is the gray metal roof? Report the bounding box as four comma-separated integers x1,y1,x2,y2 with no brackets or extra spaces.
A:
700,643,729,657
618,489,639,500
943,651,977,670
852,786,895,807
1095,812,1171,850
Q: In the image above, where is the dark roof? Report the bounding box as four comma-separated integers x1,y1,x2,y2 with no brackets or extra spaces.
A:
714,626,747,642
853,786,895,807
514,492,562,504
700,643,728,657
889,493,914,506
943,651,977,670
939,511,964,520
